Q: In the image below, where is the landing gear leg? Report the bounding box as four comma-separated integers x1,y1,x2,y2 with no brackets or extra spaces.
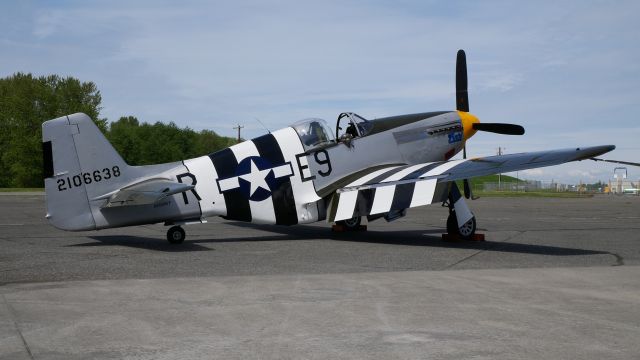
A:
445,183,477,239
167,226,186,244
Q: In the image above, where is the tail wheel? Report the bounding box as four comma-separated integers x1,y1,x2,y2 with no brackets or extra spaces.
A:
337,216,362,230
446,212,476,239
167,226,186,244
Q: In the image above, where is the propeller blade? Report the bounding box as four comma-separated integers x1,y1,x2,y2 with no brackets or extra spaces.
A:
473,123,525,135
456,49,469,112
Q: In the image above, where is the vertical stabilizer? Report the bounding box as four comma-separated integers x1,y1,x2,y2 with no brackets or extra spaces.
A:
42,113,130,230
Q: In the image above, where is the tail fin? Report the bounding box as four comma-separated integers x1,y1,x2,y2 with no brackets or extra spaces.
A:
42,113,130,230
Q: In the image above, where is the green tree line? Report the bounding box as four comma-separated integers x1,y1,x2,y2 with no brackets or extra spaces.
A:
0,73,236,188
107,116,236,166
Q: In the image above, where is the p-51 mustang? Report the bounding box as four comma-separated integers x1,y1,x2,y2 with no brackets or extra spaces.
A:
42,50,615,243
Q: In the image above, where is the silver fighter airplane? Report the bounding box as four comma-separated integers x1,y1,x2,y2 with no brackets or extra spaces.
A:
42,50,615,243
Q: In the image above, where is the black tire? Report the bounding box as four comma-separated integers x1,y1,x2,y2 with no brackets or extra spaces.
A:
446,212,459,235
447,212,476,239
167,226,186,244
337,216,361,230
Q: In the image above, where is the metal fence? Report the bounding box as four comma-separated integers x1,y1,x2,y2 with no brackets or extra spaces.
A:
478,179,639,195
479,181,570,192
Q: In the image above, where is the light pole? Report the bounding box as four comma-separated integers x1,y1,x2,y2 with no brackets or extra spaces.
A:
497,147,504,191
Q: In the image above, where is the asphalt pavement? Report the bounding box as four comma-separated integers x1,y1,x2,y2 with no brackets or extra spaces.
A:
1,194,639,359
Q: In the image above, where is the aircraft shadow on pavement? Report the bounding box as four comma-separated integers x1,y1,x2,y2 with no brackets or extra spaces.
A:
72,223,609,258
77,236,212,252
79,232,320,252
223,222,609,257
78,231,316,252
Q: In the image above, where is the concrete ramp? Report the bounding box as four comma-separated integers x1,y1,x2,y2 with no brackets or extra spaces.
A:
2,266,639,360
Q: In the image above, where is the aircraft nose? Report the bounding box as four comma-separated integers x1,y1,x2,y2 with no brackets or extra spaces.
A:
458,111,479,142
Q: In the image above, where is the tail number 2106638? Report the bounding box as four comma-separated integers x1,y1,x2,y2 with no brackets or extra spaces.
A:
56,166,121,191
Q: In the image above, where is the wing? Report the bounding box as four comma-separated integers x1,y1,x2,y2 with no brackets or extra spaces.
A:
328,145,615,222
92,178,194,207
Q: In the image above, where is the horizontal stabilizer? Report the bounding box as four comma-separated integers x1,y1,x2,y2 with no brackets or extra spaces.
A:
94,178,194,208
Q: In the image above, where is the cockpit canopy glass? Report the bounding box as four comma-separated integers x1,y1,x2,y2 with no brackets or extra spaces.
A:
291,118,335,150
336,112,373,139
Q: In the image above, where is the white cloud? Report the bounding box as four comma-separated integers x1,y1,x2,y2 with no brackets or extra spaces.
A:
477,71,524,92
521,168,544,177
32,10,63,38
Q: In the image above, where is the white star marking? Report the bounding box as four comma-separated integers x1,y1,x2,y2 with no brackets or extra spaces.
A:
238,159,272,197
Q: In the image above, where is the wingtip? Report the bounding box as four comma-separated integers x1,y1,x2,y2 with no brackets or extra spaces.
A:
576,145,616,160
596,145,616,154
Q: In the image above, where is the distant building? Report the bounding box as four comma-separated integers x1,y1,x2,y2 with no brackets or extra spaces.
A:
608,178,639,195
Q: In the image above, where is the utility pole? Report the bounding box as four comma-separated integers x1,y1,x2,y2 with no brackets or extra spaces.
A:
233,124,244,143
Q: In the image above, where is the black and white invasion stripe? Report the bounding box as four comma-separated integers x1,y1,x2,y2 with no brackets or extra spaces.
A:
208,132,299,225
329,160,466,221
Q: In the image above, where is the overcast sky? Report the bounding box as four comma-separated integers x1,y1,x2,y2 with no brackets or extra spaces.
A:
2,0,638,183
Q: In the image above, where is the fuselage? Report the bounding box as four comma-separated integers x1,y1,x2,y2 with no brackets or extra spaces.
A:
49,110,477,230
206,111,467,220
115,111,471,227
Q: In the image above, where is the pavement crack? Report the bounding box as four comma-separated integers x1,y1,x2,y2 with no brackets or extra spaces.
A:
441,250,483,271
1,294,35,359
609,252,625,266
441,231,524,271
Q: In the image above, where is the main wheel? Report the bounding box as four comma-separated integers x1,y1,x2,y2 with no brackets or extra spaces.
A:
336,216,362,230
446,212,476,239
167,226,186,244
446,212,458,235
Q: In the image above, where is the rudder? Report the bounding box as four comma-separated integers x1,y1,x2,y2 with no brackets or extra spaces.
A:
42,113,130,230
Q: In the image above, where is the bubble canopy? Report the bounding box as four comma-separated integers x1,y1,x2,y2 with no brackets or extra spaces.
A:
290,118,335,150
